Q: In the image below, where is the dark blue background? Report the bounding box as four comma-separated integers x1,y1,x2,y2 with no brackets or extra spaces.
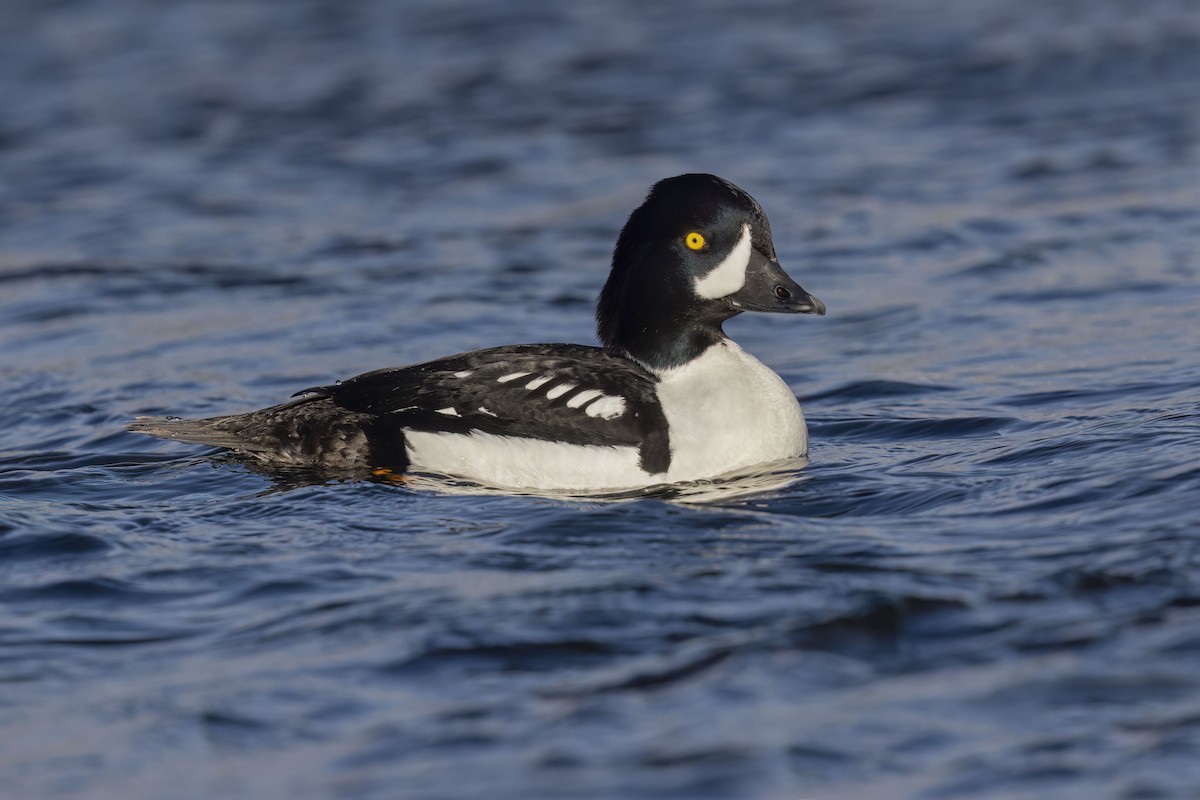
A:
2,1,1198,798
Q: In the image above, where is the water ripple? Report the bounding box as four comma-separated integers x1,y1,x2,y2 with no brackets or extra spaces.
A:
2,1,1198,798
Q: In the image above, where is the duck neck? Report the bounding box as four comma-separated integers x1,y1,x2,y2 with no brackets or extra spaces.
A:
597,275,733,372
609,319,725,373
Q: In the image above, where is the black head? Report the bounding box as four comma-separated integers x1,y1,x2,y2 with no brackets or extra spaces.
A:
597,174,824,371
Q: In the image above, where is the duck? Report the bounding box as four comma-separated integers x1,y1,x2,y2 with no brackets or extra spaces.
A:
129,174,826,492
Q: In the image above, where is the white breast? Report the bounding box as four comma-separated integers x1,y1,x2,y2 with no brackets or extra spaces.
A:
654,340,808,483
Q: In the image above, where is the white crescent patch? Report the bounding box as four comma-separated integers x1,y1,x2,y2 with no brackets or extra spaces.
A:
693,224,751,299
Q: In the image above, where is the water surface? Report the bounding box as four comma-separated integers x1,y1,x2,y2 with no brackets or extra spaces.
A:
2,1,1199,798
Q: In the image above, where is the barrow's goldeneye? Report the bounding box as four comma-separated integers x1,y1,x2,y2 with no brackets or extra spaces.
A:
129,174,826,491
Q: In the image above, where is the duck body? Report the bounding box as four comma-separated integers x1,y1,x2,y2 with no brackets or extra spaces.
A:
130,174,825,492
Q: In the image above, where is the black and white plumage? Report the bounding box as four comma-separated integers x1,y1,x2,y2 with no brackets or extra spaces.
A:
129,174,826,491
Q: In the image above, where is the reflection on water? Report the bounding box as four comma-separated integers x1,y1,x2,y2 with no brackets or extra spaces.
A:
399,457,812,504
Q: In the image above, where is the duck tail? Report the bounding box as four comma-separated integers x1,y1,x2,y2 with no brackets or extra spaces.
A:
127,414,278,452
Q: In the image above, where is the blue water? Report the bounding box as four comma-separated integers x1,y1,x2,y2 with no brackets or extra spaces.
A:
3,1,1199,798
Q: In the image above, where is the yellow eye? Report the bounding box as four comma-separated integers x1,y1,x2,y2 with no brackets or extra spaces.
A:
685,232,706,250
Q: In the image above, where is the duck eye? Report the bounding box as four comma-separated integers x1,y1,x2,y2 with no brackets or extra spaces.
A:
684,232,706,251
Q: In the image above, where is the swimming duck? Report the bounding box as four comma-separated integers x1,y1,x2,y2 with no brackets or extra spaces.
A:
130,174,826,491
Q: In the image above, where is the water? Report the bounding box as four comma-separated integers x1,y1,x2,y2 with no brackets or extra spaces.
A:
2,1,1199,798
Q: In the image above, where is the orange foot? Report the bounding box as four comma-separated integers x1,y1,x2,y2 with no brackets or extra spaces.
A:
371,467,408,485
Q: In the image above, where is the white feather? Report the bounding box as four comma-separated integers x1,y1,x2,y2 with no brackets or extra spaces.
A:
584,395,626,420
654,339,807,482
405,430,645,491
566,388,605,408
545,383,575,399
693,224,751,299
497,371,531,383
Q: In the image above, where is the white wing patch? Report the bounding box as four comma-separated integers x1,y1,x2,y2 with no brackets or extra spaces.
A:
451,369,629,423
694,223,752,299
584,395,626,419
566,389,604,408
514,375,627,421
